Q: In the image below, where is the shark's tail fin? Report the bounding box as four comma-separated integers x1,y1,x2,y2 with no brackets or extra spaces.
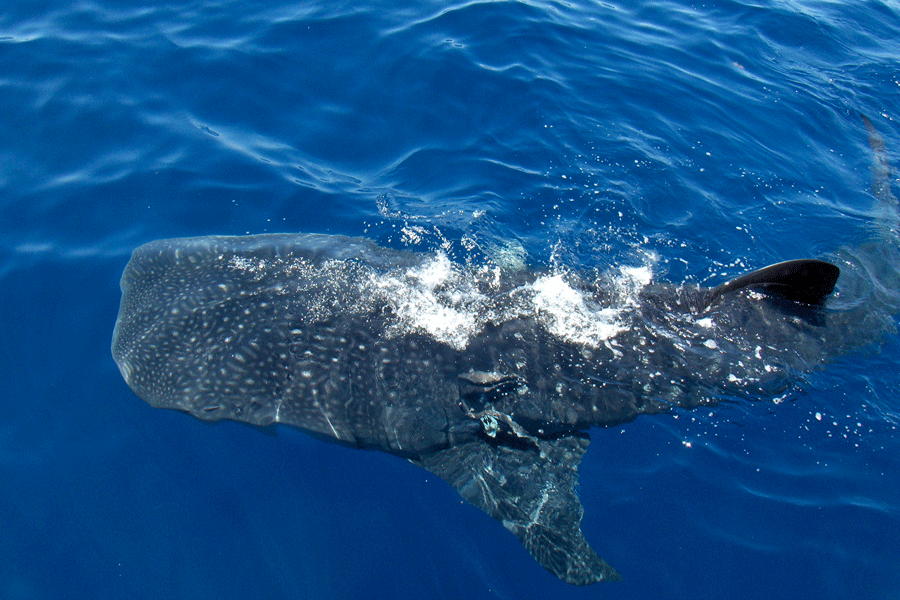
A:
700,258,840,310
861,114,900,243
862,114,899,213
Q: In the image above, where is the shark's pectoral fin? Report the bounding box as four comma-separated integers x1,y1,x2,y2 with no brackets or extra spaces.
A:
703,258,840,309
416,435,620,585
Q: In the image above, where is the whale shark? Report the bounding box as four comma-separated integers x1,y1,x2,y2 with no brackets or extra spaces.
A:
111,117,899,584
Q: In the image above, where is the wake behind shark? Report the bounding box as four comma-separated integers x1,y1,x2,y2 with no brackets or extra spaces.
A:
111,118,899,584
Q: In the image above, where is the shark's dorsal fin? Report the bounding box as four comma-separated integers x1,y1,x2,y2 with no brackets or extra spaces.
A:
415,435,621,585
702,258,840,309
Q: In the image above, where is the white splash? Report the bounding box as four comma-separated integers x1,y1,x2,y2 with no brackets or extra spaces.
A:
408,251,453,288
369,253,484,350
530,274,624,348
363,250,655,350
615,265,653,305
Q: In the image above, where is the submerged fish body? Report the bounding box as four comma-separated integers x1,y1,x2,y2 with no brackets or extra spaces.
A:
111,119,899,585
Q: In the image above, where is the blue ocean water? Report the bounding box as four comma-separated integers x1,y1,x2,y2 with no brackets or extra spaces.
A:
1,0,899,598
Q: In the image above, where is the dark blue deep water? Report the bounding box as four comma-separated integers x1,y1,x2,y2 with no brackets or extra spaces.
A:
2,1,899,598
